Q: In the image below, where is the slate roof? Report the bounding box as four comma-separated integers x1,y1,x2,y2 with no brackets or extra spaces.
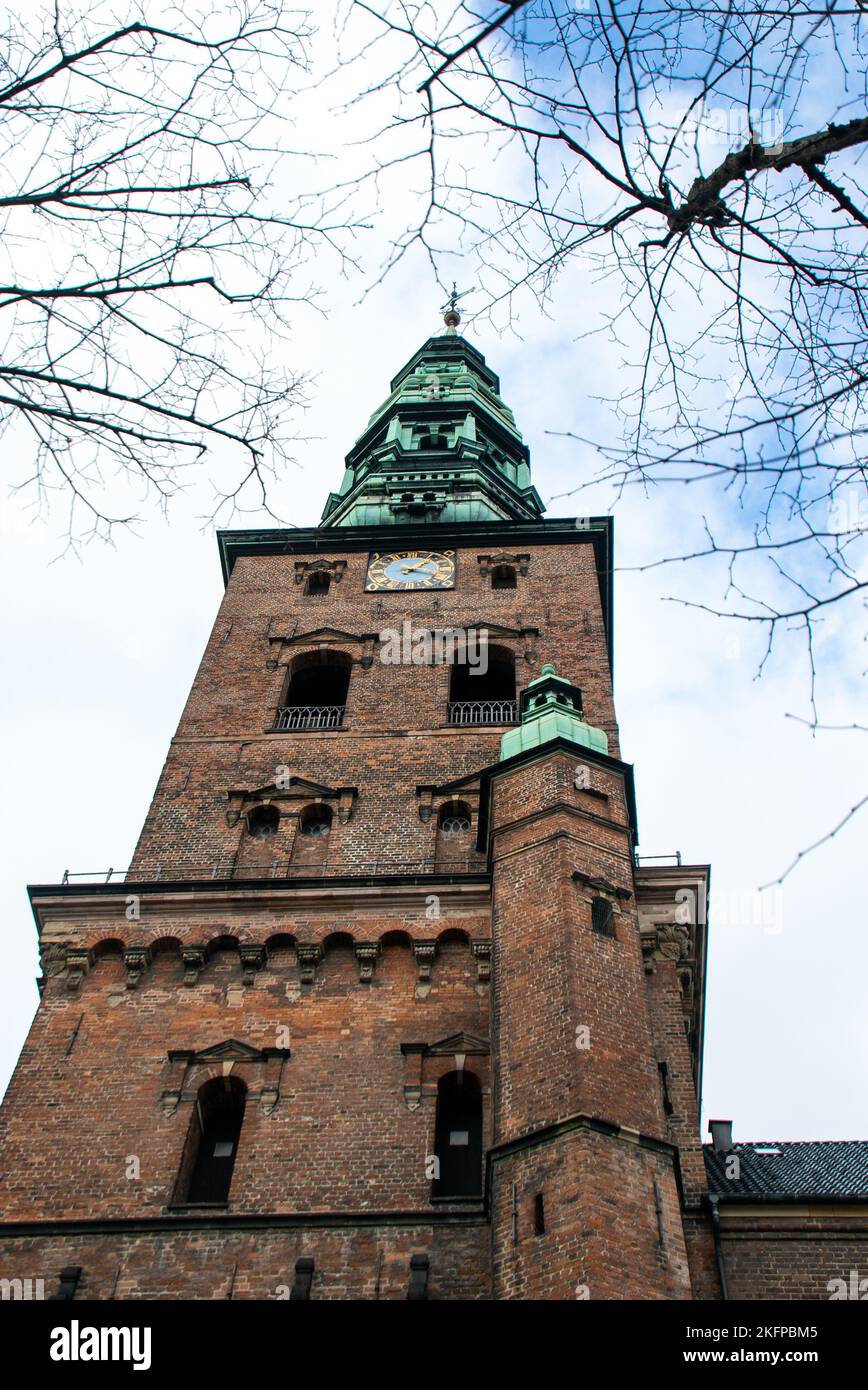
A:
705,1140,868,1201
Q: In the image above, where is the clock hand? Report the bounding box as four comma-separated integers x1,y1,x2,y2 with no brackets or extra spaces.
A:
401,558,436,573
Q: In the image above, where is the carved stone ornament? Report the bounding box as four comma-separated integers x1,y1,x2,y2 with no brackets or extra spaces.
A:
39,943,69,978
124,947,151,991
293,559,347,585
296,943,322,985
354,942,380,983
477,552,531,578
240,944,265,985
412,941,438,982
182,946,207,988
471,941,492,982
65,948,92,992
652,924,691,961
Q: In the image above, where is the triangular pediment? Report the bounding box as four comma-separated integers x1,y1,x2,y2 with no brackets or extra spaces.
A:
228,777,347,802
268,626,374,648
416,772,481,798
470,623,539,641
427,1032,490,1057
194,1039,266,1063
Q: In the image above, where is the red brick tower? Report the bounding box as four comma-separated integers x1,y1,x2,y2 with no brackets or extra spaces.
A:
0,310,714,1300
486,669,693,1297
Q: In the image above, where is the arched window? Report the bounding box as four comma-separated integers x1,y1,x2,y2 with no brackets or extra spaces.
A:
299,804,332,837
91,938,124,963
292,803,333,868
491,564,517,590
436,801,473,864
180,1077,246,1205
432,1071,483,1199
276,651,351,730
438,801,471,836
247,804,279,839
305,571,331,596
448,644,516,725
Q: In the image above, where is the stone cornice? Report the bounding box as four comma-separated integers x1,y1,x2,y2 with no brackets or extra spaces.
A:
28,877,491,933
0,1209,489,1238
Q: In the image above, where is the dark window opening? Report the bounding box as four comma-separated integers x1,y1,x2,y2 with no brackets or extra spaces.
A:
419,430,447,450
449,646,515,705
658,1060,674,1116
299,804,332,837
181,1077,246,1205
533,1192,546,1236
438,800,471,835
591,896,615,937
448,645,517,724
432,1071,482,1199
284,652,351,709
491,565,517,590
305,571,331,596
248,804,279,839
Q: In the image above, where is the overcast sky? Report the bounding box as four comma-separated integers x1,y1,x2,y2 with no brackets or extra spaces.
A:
0,1,866,1143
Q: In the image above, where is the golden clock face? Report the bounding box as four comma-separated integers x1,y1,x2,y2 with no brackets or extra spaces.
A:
365,549,455,591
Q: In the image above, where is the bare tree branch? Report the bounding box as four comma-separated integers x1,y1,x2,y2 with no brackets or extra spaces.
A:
761,794,868,887
342,0,868,877
0,1,354,541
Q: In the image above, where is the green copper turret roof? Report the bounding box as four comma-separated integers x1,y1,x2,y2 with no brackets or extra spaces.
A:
320,327,544,527
499,664,609,761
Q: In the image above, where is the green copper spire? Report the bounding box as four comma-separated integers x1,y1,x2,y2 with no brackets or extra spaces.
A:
499,664,609,761
320,306,543,527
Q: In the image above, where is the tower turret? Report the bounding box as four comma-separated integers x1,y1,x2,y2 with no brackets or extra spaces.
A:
321,313,543,527
484,663,693,1298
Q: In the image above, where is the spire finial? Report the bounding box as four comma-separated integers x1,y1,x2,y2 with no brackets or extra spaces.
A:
440,282,471,334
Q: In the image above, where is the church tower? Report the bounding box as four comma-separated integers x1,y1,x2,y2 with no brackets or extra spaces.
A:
0,307,715,1300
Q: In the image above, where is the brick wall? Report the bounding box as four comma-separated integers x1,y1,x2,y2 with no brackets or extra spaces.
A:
718,1216,868,1300
0,923,489,1221
0,1223,490,1300
491,1128,691,1300
130,541,618,876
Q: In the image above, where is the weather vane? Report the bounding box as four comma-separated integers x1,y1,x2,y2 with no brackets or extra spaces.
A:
440,282,473,333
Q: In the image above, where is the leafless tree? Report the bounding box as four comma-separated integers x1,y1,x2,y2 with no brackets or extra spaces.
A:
1,1,350,540
344,0,868,867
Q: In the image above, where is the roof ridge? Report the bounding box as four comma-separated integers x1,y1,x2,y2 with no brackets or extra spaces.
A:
711,1138,868,1148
